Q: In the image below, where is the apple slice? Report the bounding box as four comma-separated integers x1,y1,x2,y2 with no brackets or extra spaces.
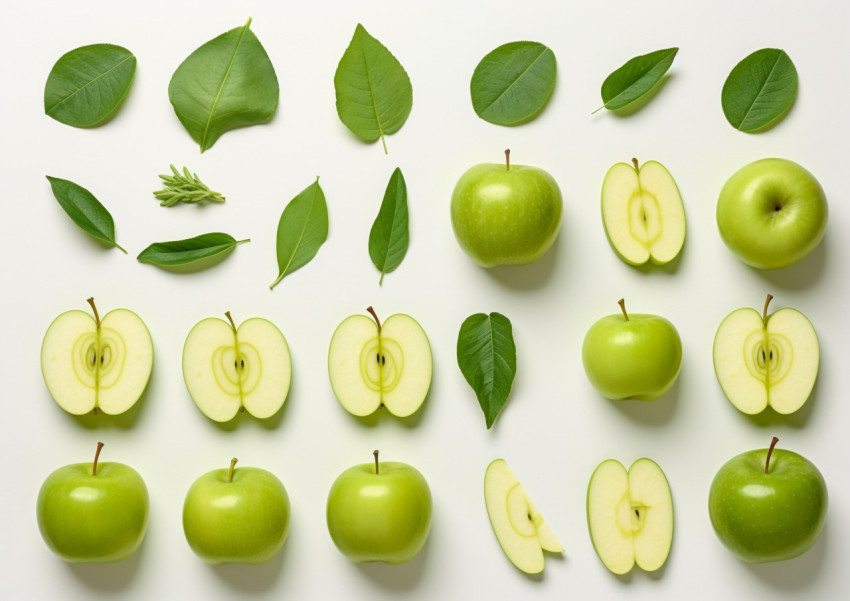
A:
601,158,685,265
182,312,291,422
41,298,153,415
587,458,673,575
713,294,818,415
328,307,431,417
484,458,563,574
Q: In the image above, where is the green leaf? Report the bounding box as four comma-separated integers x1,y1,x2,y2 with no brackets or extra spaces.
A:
137,233,248,267
154,165,225,206
369,167,409,285
44,43,136,127
334,24,413,154
721,48,798,132
46,176,126,253
595,47,678,114
169,17,279,152
457,312,517,429
470,41,556,125
270,178,329,289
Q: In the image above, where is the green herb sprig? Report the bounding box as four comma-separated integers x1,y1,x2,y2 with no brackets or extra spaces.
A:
154,165,225,207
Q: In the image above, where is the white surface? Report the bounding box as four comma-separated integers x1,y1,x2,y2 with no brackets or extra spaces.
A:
1,0,847,598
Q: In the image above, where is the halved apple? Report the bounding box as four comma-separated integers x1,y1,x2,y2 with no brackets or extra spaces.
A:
484,458,563,574
587,458,673,575
182,312,291,422
601,158,685,265
713,294,818,415
328,307,431,417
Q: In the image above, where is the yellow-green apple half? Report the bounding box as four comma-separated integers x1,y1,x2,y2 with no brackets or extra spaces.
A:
450,149,562,267
601,158,685,265
582,299,682,400
182,312,291,422
587,458,673,575
40,297,153,415
709,437,827,563
716,158,828,269
37,442,149,562
713,294,818,415
483,458,563,574
183,458,290,565
328,307,431,417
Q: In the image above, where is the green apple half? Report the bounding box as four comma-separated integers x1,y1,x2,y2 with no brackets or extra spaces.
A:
483,458,563,574
587,458,673,575
41,298,153,415
601,158,685,265
713,294,819,415
328,307,432,417
182,312,291,422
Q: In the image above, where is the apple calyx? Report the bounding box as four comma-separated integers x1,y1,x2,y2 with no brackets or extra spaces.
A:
504,149,510,172
228,458,238,483
617,298,630,321
92,441,105,476
762,294,774,327
373,450,380,474
765,436,779,474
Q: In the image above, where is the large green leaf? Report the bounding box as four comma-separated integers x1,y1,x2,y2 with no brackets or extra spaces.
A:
369,167,409,285
721,48,798,132
270,178,329,289
595,47,678,113
46,176,125,253
137,233,248,267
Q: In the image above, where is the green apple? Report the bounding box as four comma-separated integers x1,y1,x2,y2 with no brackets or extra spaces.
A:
713,294,819,415
601,158,685,265
36,442,149,562
716,158,828,269
182,458,290,565
709,437,827,563
450,149,562,267
182,311,291,422
326,451,431,564
587,457,673,575
328,307,431,417
582,299,682,400
483,458,563,574
40,297,153,415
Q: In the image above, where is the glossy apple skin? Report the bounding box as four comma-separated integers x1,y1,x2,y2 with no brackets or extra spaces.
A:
709,447,827,563
450,162,562,267
37,462,149,562
326,460,432,564
716,158,827,269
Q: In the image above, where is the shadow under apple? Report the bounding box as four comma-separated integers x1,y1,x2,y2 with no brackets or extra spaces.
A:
351,528,430,591
738,526,827,591
65,538,144,591
605,376,680,427
750,237,827,291
208,532,289,592
485,235,560,291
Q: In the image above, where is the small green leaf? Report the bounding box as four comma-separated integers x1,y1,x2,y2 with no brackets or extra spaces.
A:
270,178,329,289
44,43,136,127
470,41,556,125
594,47,678,114
334,24,413,154
137,233,248,267
457,312,517,429
46,176,126,253
369,167,409,285
721,48,798,132
154,165,225,206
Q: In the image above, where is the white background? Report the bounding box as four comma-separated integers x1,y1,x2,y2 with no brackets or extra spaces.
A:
1,0,847,599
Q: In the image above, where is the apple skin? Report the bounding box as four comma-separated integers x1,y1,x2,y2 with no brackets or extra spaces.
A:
716,158,828,269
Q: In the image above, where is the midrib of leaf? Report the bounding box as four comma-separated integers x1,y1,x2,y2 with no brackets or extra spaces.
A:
479,47,549,115
735,51,786,129
275,181,319,285
358,39,387,154
45,54,134,114
483,318,497,400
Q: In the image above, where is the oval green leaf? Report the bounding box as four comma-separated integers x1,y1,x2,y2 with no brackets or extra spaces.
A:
270,178,329,289
595,47,678,113
334,24,413,154
722,48,798,132
457,312,517,429
46,176,125,253
44,43,136,128
369,167,409,285
470,41,557,125
137,233,248,267
169,17,279,152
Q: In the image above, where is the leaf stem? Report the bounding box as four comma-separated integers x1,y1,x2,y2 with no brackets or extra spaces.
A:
765,436,779,474
92,441,104,476
618,298,629,321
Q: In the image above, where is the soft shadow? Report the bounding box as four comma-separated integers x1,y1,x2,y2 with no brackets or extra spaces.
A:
69,379,150,430
750,240,827,290
485,236,560,291
740,527,826,590
606,378,680,427
66,543,144,590
743,374,818,429
600,74,674,118
352,530,431,591
209,538,288,592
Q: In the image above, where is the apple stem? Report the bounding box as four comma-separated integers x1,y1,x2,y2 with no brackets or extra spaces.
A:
373,449,380,475
228,458,238,483
366,306,382,332
92,441,104,476
618,298,629,321
225,311,237,332
504,149,510,171
87,297,101,329
762,294,773,327
631,157,639,171
765,436,779,474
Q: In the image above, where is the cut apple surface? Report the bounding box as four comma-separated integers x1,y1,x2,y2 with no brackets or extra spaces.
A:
484,458,563,574
601,159,685,265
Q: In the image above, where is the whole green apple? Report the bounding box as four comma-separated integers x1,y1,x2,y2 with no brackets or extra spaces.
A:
183,458,290,564
450,149,562,267
582,299,682,400
326,451,432,564
36,442,149,562
709,437,827,563
716,158,828,269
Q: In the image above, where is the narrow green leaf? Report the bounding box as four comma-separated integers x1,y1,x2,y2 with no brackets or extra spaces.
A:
595,47,678,114
722,48,798,132
457,312,517,429
44,43,136,127
334,24,413,154
369,167,409,285
137,233,248,267
169,17,279,152
46,176,126,253
270,178,329,289
470,41,557,125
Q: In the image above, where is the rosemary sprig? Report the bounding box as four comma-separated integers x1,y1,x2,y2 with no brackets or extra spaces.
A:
154,164,225,206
